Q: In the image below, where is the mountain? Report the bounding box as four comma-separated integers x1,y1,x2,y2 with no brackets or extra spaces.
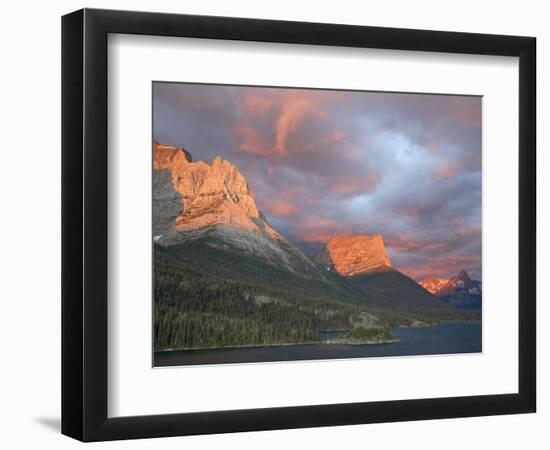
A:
436,269,479,296
312,235,462,319
153,141,331,278
419,277,449,294
153,140,280,241
434,269,482,310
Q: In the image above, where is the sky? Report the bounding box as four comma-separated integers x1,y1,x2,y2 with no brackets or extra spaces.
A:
153,82,482,281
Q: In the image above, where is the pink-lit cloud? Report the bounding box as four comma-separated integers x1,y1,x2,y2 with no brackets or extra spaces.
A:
327,175,380,194
434,165,458,180
263,200,298,217
240,94,273,114
322,130,346,145
386,234,448,253
274,95,325,155
233,124,272,156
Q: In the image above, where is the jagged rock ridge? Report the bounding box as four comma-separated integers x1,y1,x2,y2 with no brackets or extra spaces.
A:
434,270,481,297
153,140,280,241
419,270,482,310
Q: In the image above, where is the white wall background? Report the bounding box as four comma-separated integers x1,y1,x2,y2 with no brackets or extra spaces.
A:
0,0,546,448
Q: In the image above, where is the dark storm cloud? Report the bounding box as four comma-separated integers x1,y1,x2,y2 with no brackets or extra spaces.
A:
153,82,482,280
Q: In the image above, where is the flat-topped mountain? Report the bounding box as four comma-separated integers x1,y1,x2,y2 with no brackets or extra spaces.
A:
312,234,458,315
313,234,391,276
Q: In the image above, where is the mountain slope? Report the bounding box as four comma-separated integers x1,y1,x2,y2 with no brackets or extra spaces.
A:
312,235,467,320
347,265,458,315
154,241,366,350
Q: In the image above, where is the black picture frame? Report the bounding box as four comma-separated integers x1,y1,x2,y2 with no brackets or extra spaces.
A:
62,8,536,442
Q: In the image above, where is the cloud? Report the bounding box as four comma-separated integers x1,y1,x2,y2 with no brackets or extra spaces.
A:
326,175,380,194
240,93,273,114
386,234,449,253
263,200,298,217
434,164,458,180
233,124,271,156
274,95,322,155
322,130,346,144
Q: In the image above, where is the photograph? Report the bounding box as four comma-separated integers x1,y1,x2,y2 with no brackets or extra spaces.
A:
152,82,483,366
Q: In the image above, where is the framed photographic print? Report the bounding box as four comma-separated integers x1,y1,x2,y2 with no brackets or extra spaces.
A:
62,8,536,441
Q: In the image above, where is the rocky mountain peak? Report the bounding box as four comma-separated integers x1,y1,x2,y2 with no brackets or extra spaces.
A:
457,269,471,282
153,140,280,240
313,234,392,277
431,269,479,296
448,269,474,288
153,140,192,166
212,155,224,167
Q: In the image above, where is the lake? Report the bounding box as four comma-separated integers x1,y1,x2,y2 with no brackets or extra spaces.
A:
154,320,482,367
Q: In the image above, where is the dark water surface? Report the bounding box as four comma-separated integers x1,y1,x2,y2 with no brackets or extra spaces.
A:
154,320,481,367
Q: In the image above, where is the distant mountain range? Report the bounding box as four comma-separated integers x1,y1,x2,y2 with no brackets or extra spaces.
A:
419,270,482,310
153,141,479,350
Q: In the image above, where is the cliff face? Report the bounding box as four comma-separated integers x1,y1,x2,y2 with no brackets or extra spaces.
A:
314,234,391,277
153,141,280,240
152,141,327,277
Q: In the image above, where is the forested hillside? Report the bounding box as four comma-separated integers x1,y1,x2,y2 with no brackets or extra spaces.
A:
154,242,363,349
153,236,476,350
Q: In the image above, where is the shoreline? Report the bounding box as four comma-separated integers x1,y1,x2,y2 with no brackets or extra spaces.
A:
155,319,481,353
156,336,399,353
322,338,400,345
